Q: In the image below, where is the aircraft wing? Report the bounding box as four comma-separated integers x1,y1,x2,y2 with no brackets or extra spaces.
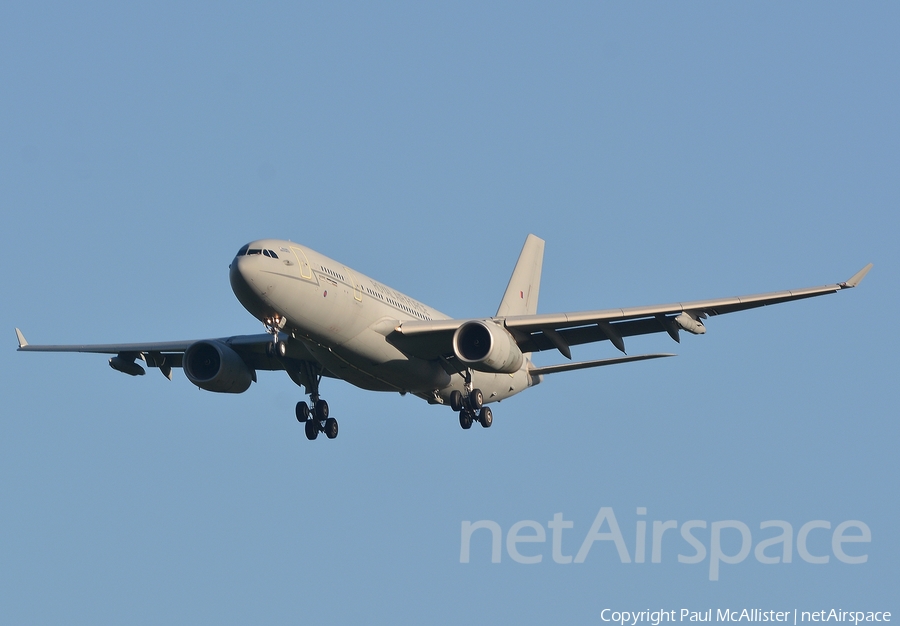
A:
388,264,873,360
15,329,322,378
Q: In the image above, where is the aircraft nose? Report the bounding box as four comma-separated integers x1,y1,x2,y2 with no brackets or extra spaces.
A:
229,255,259,302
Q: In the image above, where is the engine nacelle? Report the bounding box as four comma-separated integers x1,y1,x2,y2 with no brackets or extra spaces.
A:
452,320,524,374
183,340,254,393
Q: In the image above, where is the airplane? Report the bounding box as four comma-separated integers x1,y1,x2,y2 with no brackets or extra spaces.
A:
16,235,872,440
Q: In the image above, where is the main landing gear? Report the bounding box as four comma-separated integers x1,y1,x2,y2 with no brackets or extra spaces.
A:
292,361,338,441
449,388,493,430
262,320,339,442
296,398,337,440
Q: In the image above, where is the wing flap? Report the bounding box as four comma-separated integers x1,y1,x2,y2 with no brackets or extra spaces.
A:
519,317,672,354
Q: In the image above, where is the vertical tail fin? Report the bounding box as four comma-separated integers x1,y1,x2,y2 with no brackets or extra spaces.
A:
496,234,545,317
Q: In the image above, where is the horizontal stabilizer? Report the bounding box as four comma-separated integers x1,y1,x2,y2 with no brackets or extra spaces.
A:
529,353,675,376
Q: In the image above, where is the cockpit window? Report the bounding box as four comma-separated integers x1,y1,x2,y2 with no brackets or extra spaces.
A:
236,246,277,258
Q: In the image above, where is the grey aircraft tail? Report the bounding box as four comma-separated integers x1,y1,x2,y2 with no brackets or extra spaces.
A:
496,234,545,318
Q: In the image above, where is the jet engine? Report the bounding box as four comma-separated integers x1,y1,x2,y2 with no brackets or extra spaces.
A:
183,340,254,393
452,320,524,374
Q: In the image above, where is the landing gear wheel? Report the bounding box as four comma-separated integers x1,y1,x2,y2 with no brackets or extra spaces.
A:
469,388,483,411
295,401,310,422
324,417,338,439
277,341,287,357
478,407,493,428
305,419,319,440
459,411,473,430
314,399,329,420
449,390,463,412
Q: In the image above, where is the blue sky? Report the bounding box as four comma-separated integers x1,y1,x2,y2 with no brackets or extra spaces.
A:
2,2,898,623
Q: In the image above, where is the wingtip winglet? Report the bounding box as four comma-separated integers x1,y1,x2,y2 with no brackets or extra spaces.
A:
15,328,28,349
841,263,873,288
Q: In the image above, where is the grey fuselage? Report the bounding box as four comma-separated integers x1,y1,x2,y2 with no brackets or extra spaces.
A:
228,239,536,405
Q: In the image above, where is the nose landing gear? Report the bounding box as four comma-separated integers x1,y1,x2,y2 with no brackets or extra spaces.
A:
264,316,288,358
